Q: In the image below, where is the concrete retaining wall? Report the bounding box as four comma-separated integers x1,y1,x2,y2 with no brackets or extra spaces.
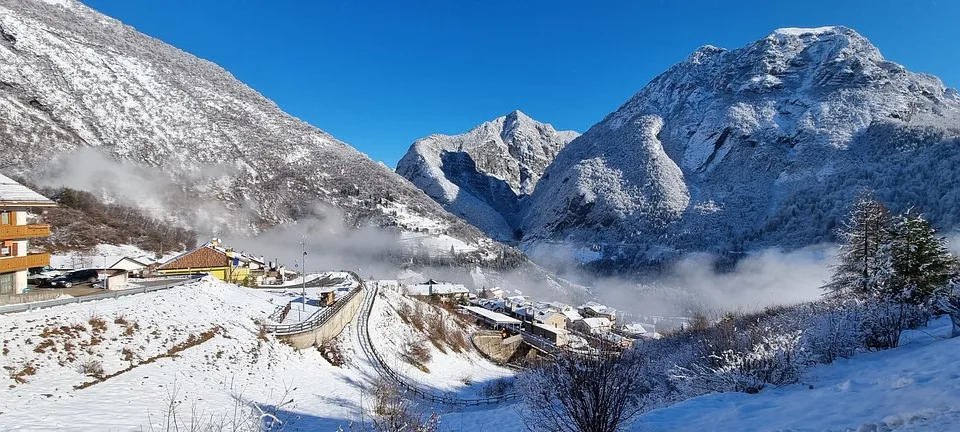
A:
277,288,364,349
0,291,62,306
472,331,539,364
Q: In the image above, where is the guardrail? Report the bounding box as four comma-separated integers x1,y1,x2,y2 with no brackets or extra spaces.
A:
355,277,520,406
0,275,205,315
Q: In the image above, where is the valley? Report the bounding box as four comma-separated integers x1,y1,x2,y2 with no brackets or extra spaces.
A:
1,0,960,431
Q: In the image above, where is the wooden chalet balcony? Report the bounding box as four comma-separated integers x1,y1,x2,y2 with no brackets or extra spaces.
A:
0,224,51,240
0,253,50,273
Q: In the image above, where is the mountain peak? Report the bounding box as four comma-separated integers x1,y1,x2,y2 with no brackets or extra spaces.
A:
397,112,579,240
768,26,847,38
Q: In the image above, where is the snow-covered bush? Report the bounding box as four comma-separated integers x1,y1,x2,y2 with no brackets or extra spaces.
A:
797,303,863,364
674,328,809,394
861,299,930,350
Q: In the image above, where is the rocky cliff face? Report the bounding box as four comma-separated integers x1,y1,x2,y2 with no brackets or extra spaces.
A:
396,110,578,241
0,0,492,248
522,26,960,268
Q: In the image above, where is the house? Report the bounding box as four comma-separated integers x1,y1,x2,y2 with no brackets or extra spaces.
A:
532,323,570,347
478,298,505,312
574,317,613,334
504,295,531,313
156,239,264,283
461,306,522,331
404,279,470,301
0,174,55,295
478,286,504,299
561,308,584,327
597,331,634,349
534,310,568,330
619,322,662,340
579,301,617,324
512,306,534,320
109,256,154,275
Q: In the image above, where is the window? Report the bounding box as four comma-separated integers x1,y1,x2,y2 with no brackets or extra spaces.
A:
0,211,8,225
0,272,15,295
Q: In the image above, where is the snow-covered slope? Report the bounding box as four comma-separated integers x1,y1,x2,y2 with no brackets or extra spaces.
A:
0,277,517,430
633,317,960,431
397,111,578,241
0,0,488,246
521,26,960,267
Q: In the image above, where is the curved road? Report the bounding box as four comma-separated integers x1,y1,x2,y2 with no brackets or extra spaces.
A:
352,275,519,407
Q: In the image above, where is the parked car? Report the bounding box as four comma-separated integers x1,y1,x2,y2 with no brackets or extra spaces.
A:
43,269,100,288
27,266,62,286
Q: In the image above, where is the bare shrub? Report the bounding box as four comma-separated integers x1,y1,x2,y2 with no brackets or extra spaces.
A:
121,347,135,363
88,315,108,334
401,340,431,372
370,379,439,432
319,339,347,367
9,361,37,384
33,338,56,354
79,358,105,378
518,351,649,432
478,378,512,397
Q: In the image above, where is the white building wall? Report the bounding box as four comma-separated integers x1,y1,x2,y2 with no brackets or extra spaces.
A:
14,270,26,294
110,259,145,272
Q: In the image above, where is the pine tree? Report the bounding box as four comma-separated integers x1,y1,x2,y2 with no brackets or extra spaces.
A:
823,193,893,299
881,212,956,304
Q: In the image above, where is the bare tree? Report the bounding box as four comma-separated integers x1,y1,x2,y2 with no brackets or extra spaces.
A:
366,378,439,432
516,352,650,432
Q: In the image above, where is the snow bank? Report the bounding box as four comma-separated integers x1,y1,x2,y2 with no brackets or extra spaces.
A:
634,317,960,431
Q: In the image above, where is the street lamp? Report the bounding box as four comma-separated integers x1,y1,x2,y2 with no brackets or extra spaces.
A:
300,236,307,314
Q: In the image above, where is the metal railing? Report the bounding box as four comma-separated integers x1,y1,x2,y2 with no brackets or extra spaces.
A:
0,275,204,315
355,277,520,406
262,286,362,335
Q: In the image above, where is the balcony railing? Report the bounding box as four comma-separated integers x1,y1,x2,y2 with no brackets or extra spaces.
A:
0,224,51,240
0,253,50,273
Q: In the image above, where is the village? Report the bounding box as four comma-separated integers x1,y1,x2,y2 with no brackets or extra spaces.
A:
1,173,669,363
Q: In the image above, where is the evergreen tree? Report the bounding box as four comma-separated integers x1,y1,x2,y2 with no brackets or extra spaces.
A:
881,212,956,304
823,193,893,299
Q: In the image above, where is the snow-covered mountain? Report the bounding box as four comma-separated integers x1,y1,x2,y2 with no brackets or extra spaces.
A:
396,110,578,241
0,0,493,247
520,26,960,268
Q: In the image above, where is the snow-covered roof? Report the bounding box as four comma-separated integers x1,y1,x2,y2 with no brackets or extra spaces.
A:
405,282,469,296
461,306,521,325
479,298,504,309
580,301,616,315
563,309,583,322
533,322,569,335
598,331,630,344
582,317,612,329
0,173,55,207
536,311,565,323
622,322,656,335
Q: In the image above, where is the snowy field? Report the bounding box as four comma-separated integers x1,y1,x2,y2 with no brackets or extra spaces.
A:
0,277,518,431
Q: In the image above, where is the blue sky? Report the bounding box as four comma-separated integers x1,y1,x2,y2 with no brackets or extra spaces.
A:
84,0,959,166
